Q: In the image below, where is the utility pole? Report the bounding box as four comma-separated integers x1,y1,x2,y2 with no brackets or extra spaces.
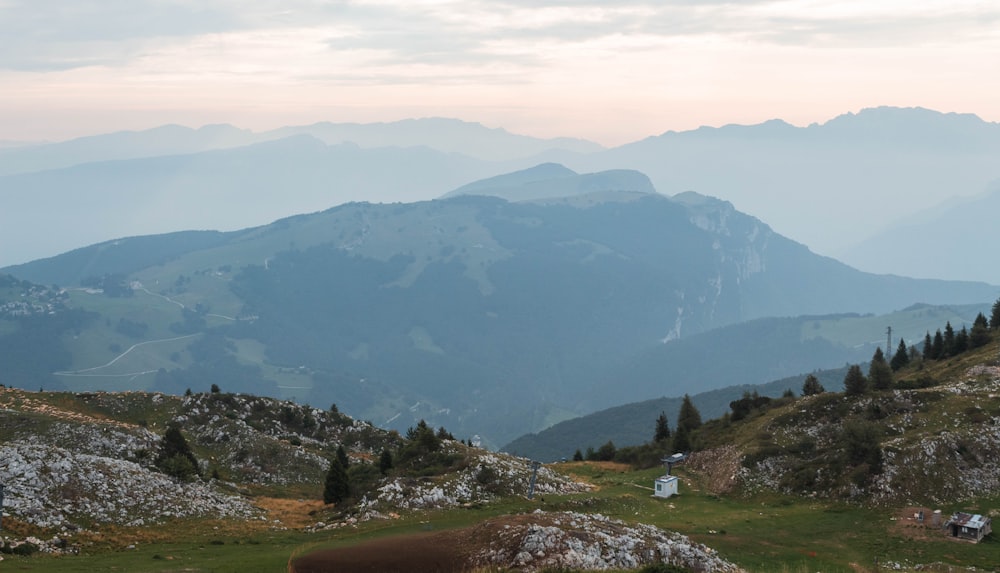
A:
527,461,541,499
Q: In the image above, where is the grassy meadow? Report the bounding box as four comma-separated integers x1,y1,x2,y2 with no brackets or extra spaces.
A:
4,459,998,572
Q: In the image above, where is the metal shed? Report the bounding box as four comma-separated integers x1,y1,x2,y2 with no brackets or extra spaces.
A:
944,512,992,543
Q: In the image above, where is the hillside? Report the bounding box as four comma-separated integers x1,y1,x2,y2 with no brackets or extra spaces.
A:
0,387,586,526
504,303,989,460
1,348,999,571
2,190,996,446
503,366,852,462
0,386,743,573
667,332,1000,507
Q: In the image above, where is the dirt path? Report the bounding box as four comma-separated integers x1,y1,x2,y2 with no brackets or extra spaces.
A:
291,530,470,573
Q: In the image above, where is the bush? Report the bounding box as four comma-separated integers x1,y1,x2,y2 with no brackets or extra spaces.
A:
12,542,40,556
780,466,819,491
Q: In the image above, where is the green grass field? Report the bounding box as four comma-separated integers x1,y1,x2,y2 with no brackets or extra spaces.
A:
5,459,998,573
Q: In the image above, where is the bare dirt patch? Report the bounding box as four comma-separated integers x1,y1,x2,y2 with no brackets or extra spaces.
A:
256,497,326,529
889,506,943,542
291,515,546,573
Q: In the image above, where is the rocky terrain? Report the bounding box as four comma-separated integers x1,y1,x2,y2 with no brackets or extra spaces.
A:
359,449,590,518
293,510,745,573
473,511,744,572
716,358,1000,505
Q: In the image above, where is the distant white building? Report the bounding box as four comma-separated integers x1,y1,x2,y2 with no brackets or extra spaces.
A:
654,475,678,498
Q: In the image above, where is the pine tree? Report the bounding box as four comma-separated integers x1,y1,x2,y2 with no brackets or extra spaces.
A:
943,322,955,357
572,449,584,462
378,448,394,475
890,338,909,371
922,332,933,360
672,425,691,453
677,394,702,432
156,425,201,481
931,330,945,359
869,347,893,391
336,445,350,469
406,419,441,453
323,458,350,504
953,326,969,355
802,373,825,396
991,298,1000,330
596,440,617,461
654,411,671,443
843,364,868,396
970,313,991,349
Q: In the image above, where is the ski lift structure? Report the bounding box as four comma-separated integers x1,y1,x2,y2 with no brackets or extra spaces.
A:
654,453,687,498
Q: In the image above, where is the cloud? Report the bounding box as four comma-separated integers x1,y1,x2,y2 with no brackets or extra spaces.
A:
3,0,998,73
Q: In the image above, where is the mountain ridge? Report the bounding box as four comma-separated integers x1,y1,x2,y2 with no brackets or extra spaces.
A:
3,186,996,446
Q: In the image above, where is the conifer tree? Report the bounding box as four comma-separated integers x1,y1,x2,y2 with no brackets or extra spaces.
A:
931,329,945,359
671,425,691,453
890,338,909,371
378,448,394,475
654,411,671,443
992,298,1000,330
156,425,201,481
869,347,893,390
572,449,584,462
802,373,825,396
922,332,933,360
953,326,969,355
596,440,617,461
336,444,350,469
323,458,349,504
677,394,702,432
970,313,991,349
843,364,868,396
943,322,955,357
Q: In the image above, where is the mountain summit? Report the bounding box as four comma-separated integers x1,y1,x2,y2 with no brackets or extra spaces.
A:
442,163,656,202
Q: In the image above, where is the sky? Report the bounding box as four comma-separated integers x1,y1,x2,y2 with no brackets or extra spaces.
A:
1,0,999,147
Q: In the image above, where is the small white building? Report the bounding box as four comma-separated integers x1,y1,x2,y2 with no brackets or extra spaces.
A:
654,475,679,498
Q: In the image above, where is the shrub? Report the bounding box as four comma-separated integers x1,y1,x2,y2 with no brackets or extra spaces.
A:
12,542,40,556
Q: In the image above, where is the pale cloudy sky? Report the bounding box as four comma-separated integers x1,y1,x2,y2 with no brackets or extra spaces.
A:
1,0,998,145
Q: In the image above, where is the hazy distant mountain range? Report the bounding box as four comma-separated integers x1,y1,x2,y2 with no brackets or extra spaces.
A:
0,118,602,177
2,107,999,283
3,171,995,446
